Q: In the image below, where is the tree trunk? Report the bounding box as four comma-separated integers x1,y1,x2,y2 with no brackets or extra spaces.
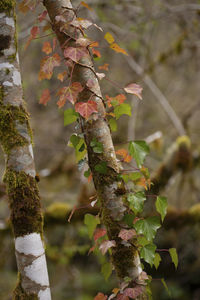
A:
0,2,51,299
43,0,147,297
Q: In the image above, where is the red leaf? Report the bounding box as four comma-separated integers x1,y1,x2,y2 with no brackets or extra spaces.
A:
57,82,83,107
38,53,61,80
118,229,136,241
38,10,47,22
39,89,50,105
94,293,108,300
94,228,107,241
124,83,143,100
42,41,52,54
25,26,40,49
75,100,98,119
99,63,109,71
99,240,116,255
53,37,57,51
106,94,126,108
64,47,88,62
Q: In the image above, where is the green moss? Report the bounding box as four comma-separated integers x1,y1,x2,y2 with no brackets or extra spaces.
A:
0,0,15,13
176,135,191,149
0,103,31,154
3,169,43,237
46,202,71,219
13,275,38,300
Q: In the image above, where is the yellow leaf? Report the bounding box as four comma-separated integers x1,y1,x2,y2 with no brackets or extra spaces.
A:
104,32,115,44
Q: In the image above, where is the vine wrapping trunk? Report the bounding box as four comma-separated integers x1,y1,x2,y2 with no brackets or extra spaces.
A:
0,2,51,299
43,0,148,297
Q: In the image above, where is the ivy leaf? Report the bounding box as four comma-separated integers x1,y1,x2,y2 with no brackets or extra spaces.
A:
169,248,178,269
127,192,146,214
101,262,112,281
76,37,91,47
94,293,108,300
124,83,143,100
104,32,115,44
118,229,136,241
94,228,107,241
109,118,117,132
161,278,171,297
140,243,156,266
114,103,131,120
70,18,93,29
38,53,61,80
90,138,103,153
57,71,67,82
123,287,143,299
64,108,79,126
38,10,47,22
155,196,168,222
84,214,100,239
57,82,83,107
106,94,126,108
39,89,50,105
25,25,40,49
99,63,109,71
64,46,87,62
75,100,98,119
154,253,161,270
69,134,86,162
96,72,105,80
95,162,107,174
99,240,116,255
116,149,132,163
128,141,149,168
110,43,128,56
42,41,52,54
134,216,161,241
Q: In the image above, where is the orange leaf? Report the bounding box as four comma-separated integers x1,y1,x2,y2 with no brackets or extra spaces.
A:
110,43,128,55
39,89,50,105
94,293,108,300
57,71,67,82
80,1,93,10
57,82,83,107
92,48,101,58
116,149,132,163
106,94,126,107
104,32,115,44
124,83,143,100
94,228,107,241
98,63,109,71
42,41,52,54
75,100,98,119
89,41,99,48
38,53,61,80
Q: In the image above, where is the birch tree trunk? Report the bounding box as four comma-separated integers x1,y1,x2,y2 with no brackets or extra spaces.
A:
43,0,147,297
0,2,51,299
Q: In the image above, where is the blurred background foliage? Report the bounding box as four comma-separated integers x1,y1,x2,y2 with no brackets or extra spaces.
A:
0,0,200,299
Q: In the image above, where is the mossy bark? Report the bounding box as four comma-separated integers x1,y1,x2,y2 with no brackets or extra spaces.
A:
0,2,51,299
43,0,147,297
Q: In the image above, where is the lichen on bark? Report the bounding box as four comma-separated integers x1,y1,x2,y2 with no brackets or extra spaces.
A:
13,276,39,300
0,0,15,13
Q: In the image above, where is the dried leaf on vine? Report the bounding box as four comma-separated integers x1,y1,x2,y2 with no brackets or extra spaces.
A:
99,63,109,71
94,228,107,241
94,293,108,300
39,89,50,105
57,71,67,82
64,47,88,62
42,41,52,54
118,229,136,241
38,53,61,80
124,83,143,100
25,26,40,49
38,10,47,22
116,149,132,162
99,240,116,255
70,18,93,29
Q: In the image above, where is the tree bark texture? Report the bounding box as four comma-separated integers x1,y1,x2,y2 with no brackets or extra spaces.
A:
0,2,51,299
43,0,147,297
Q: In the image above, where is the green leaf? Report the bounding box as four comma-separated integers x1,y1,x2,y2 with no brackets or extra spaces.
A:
101,262,112,281
140,243,156,266
161,278,171,297
109,118,117,132
95,162,107,174
169,248,178,269
156,196,168,222
123,214,135,227
90,138,103,153
134,216,161,241
128,141,150,168
69,134,87,162
84,214,100,239
137,236,149,247
84,169,91,178
122,172,142,183
154,253,161,269
114,103,131,120
127,191,146,214
64,108,78,126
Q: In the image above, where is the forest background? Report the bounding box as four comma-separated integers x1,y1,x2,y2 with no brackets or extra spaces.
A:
0,0,200,299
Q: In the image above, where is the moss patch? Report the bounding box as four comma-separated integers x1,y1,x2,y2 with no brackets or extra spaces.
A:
4,169,43,237
0,102,31,154
13,276,38,300
0,0,15,13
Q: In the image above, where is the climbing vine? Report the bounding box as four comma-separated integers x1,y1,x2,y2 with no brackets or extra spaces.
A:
18,1,178,299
